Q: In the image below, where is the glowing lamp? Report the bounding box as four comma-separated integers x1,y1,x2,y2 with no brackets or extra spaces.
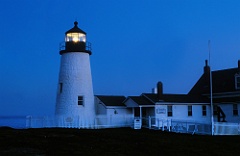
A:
65,32,86,43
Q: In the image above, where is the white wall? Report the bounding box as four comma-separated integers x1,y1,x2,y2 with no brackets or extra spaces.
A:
124,98,139,107
106,108,132,117
95,97,107,115
155,104,211,123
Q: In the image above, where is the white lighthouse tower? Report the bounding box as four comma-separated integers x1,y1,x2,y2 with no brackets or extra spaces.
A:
55,21,95,128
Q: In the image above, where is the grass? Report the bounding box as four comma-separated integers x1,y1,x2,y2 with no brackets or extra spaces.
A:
0,127,240,155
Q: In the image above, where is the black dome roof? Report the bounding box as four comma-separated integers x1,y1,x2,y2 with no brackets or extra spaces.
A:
65,21,86,34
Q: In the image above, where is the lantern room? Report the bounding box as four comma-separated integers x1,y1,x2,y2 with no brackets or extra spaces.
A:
65,21,86,42
65,32,86,42
60,21,91,55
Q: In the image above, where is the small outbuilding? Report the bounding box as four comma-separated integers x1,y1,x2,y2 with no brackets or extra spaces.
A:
95,95,133,128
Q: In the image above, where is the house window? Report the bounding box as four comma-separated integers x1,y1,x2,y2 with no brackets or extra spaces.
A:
188,105,192,116
235,75,240,90
202,105,207,116
167,105,173,117
78,96,84,106
59,83,63,93
233,104,238,116
114,109,118,114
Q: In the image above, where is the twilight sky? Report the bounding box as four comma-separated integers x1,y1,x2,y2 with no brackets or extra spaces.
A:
0,0,239,116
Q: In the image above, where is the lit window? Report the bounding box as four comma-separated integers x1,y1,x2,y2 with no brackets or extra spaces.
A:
167,105,173,117
188,105,192,116
202,105,207,116
233,104,238,116
78,96,84,106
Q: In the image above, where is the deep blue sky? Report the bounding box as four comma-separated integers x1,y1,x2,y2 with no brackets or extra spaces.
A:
0,0,239,116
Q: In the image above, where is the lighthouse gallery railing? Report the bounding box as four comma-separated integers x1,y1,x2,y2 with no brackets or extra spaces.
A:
59,41,92,51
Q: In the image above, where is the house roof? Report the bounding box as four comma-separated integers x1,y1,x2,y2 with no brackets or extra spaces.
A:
188,65,240,103
142,93,209,103
127,96,154,106
125,93,208,106
96,95,126,107
189,67,239,95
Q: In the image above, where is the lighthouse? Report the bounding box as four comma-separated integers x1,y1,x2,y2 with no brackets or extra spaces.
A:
55,21,95,128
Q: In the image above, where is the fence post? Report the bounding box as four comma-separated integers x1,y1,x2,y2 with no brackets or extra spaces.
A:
167,119,170,131
26,115,32,128
149,116,151,129
44,116,46,128
194,123,197,134
162,120,164,131
43,116,46,128
238,123,240,135
169,119,173,132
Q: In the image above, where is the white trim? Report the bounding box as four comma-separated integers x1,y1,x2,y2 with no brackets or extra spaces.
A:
203,91,240,98
155,102,209,105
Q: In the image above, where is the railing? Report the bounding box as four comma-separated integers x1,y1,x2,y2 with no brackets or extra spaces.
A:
142,117,212,135
142,117,240,135
214,122,240,135
59,41,92,51
59,41,65,51
171,120,211,135
86,42,92,51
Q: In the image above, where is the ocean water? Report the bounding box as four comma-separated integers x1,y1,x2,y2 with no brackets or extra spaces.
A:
0,116,27,129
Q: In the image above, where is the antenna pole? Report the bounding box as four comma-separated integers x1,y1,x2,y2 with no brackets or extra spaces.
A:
208,40,214,136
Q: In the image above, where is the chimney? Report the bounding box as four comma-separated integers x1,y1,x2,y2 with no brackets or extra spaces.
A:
238,60,240,72
157,81,163,100
204,60,210,74
152,87,157,94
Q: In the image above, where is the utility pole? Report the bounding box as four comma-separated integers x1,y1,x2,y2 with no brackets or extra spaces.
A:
208,40,214,135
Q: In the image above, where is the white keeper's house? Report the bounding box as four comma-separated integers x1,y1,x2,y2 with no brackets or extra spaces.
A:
122,60,240,128
93,60,240,130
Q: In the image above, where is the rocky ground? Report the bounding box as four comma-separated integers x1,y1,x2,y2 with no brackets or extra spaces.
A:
0,127,239,155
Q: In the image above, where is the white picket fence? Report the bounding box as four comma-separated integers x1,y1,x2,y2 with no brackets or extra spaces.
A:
142,116,240,135
1,116,239,135
26,115,134,129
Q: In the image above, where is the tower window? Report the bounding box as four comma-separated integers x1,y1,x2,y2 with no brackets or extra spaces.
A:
78,96,84,106
167,105,173,117
188,105,192,116
59,83,63,93
202,105,207,116
233,104,238,116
